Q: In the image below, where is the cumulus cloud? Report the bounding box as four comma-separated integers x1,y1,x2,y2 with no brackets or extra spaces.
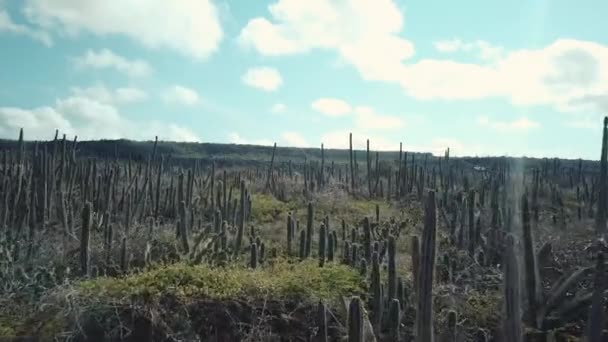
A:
240,1,608,114
0,9,51,45
242,67,283,91
239,0,414,82
0,89,199,142
400,39,608,113
311,98,403,131
162,85,201,106
73,49,152,77
70,85,147,104
433,39,505,61
477,116,540,132
311,98,352,116
22,0,223,59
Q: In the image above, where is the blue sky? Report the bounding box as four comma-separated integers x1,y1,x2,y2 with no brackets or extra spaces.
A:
0,0,607,159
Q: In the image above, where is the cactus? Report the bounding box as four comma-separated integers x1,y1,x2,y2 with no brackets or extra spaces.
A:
411,235,420,291
359,258,367,277
521,193,540,328
348,297,364,342
317,301,328,342
306,201,314,258
120,236,128,273
415,190,437,342
370,251,382,331
468,190,476,257
388,235,397,301
80,202,92,277
388,299,401,341
596,116,608,233
319,224,327,267
503,234,523,342
238,180,247,254
178,200,190,253
447,310,457,342
363,217,372,261
328,232,335,262
586,251,605,342
287,213,293,257
351,243,359,267
299,229,306,260
250,243,258,269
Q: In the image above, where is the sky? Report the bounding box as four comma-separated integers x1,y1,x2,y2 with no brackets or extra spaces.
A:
0,0,607,159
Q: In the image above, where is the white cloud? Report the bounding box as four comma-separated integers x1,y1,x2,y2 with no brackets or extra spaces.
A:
311,98,352,116
477,116,540,132
22,0,223,59
311,98,403,131
408,39,608,113
239,0,414,82
0,90,198,142
74,49,152,77
281,131,309,147
354,106,404,130
70,85,147,104
0,9,51,45
433,39,504,61
241,2,608,114
271,103,286,113
228,132,274,146
162,85,200,106
242,67,283,91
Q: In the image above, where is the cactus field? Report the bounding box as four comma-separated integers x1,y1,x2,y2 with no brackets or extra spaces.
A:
0,121,607,342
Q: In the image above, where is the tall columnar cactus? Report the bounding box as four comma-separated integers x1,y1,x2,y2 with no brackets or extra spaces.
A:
447,310,457,342
306,201,314,258
178,200,189,253
411,235,420,292
120,236,128,273
370,251,382,330
328,233,335,262
415,190,437,342
348,297,364,342
503,234,523,342
363,217,372,261
388,235,397,301
235,180,246,254
367,139,372,198
250,243,258,269
299,229,306,260
80,202,92,277
287,213,293,257
468,190,476,257
596,116,608,233
319,224,327,267
586,251,605,342
521,193,540,328
388,299,401,341
349,133,355,191
317,301,328,342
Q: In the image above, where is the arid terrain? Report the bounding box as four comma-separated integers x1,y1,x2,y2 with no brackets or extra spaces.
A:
0,125,606,342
